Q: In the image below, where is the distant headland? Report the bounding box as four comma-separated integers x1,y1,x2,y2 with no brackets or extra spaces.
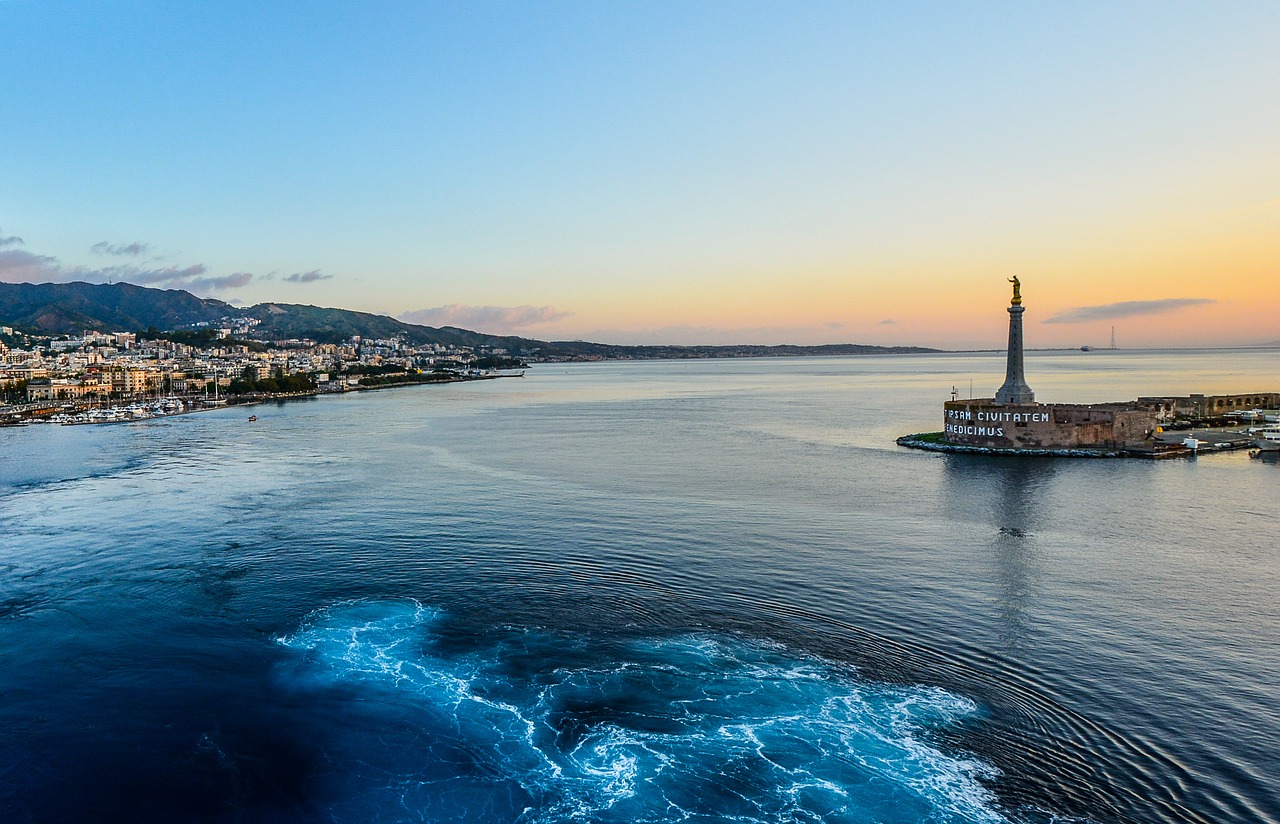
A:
0,281,939,363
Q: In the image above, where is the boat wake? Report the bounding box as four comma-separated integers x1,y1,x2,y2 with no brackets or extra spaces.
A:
277,599,1006,823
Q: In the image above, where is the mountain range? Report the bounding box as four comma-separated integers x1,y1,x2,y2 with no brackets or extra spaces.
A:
0,281,939,359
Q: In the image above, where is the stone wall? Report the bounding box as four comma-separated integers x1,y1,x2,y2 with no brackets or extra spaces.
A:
943,400,1158,449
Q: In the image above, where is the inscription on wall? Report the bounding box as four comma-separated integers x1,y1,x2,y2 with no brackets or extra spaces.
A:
944,408,1049,438
945,409,1050,422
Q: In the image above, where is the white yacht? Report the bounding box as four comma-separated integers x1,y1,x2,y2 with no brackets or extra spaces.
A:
1253,428,1280,452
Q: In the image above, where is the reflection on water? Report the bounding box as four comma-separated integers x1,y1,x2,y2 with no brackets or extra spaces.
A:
991,464,1041,654
940,456,1057,651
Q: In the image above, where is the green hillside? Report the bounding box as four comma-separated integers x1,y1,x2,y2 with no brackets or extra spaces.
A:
0,281,231,332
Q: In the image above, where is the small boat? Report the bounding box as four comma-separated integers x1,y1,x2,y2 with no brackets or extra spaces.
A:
1253,429,1280,452
248,415,257,422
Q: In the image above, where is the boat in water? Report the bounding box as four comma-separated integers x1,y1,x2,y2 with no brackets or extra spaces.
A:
1253,428,1280,452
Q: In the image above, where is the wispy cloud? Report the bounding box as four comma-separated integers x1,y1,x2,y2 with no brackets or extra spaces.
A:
90,240,150,256
0,229,23,248
0,249,61,282
879,319,896,325
115,263,257,292
1045,298,1215,324
117,263,208,286
192,271,255,291
399,304,572,333
284,269,332,283
0,243,254,294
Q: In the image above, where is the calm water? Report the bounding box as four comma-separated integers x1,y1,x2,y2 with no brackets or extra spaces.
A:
2,350,1277,823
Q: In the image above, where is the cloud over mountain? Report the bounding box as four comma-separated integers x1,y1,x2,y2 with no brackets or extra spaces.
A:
91,241,150,256
1045,298,1215,323
399,304,571,333
285,269,332,283
0,237,253,294
121,263,209,286
0,249,65,283
195,272,255,290
0,245,253,294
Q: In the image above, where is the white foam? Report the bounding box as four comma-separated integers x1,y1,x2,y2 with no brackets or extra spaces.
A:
278,600,1009,823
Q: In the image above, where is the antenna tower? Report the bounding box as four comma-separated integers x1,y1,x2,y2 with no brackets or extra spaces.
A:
1110,326,1117,350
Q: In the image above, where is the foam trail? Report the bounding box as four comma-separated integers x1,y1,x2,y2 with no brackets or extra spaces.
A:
279,600,1007,823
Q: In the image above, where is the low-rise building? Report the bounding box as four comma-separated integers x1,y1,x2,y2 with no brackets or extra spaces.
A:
26,378,113,401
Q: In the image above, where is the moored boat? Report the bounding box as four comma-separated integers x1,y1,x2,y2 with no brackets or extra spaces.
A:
1253,428,1280,452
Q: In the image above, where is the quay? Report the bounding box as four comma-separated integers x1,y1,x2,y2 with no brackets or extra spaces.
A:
897,427,1262,459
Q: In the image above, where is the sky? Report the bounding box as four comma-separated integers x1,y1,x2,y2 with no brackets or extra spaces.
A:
2,1,1278,349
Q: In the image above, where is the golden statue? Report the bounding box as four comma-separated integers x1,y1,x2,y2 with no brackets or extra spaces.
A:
1008,275,1022,305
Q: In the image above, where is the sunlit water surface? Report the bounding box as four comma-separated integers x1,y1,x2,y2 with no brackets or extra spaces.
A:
2,350,1277,823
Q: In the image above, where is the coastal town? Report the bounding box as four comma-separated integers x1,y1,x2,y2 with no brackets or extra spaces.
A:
0,318,525,426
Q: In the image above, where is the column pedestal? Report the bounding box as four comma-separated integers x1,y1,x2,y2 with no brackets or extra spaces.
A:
995,304,1035,405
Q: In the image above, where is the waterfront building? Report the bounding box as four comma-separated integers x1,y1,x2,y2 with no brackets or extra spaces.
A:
1139,393,1280,417
108,366,160,396
25,377,113,401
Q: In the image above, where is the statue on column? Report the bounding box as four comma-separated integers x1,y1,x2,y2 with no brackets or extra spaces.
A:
1008,276,1022,306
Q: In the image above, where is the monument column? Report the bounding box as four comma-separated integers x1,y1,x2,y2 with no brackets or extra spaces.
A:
994,276,1035,405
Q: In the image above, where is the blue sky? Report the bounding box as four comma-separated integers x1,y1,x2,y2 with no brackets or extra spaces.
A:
2,1,1278,347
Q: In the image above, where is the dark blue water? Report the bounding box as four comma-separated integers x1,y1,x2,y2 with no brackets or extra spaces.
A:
2,351,1278,823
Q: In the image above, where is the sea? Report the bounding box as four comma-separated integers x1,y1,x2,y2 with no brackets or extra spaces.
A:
1,349,1277,824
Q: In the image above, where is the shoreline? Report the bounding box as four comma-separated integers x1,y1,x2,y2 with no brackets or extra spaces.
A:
896,433,1123,458
2,371,522,427
896,432,1258,459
